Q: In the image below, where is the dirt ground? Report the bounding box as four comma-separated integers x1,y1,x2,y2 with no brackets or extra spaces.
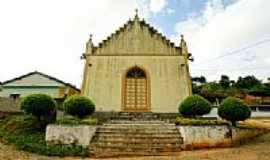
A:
1,119,270,160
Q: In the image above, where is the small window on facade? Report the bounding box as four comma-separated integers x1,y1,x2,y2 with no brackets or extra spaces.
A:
9,94,20,101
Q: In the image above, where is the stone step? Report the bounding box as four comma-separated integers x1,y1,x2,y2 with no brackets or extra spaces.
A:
93,112,179,124
92,137,183,144
91,142,182,149
89,120,183,157
100,124,176,129
90,149,181,158
98,127,177,131
94,132,181,137
96,128,179,134
90,145,183,157
91,142,183,150
93,133,182,139
100,125,176,130
108,120,166,124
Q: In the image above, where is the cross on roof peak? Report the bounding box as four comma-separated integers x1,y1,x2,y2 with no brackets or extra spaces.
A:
135,8,138,16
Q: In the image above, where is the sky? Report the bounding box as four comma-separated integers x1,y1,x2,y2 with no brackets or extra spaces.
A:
0,0,269,87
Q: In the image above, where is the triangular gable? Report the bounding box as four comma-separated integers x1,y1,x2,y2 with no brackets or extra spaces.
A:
94,16,181,56
2,71,80,91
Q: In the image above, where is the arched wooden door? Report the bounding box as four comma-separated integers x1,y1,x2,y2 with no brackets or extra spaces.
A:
123,67,150,112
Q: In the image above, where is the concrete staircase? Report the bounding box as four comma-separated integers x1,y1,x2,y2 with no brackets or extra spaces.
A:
93,112,179,123
89,120,183,157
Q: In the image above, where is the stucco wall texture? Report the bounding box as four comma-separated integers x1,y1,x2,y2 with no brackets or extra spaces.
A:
81,15,192,113
177,125,264,149
84,56,189,113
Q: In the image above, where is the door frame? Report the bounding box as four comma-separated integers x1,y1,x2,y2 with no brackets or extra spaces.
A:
121,66,151,112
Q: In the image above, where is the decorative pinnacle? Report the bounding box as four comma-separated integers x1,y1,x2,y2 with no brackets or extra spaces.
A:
181,34,184,40
89,34,93,41
135,8,138,16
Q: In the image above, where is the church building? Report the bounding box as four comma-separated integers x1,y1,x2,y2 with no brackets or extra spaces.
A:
81,12,192,113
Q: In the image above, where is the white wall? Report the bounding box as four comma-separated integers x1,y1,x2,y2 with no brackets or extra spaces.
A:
85,55,190,113
5,74,63,86
0,87,60,98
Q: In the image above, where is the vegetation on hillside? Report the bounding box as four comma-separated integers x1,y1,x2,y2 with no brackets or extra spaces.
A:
0,115,89,157
192,75,270,104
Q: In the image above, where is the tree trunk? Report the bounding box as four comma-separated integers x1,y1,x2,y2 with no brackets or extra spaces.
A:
231,121,236,127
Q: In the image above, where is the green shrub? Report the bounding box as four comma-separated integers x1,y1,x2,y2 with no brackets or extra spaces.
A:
0,115,89,157
218,97,251,126
20,94,56,122
55,99,64,111
63,95,95,119
81,117,98,125
175,117,228,126
1,115,40,133
179,95,212,118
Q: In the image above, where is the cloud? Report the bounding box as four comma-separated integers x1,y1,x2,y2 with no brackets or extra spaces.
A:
173,0,270,81
166,8,176,14
0,0,146,87
1,0,269,88
149,0,168,13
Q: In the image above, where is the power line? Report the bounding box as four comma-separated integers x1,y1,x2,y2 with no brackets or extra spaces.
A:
198,38,270,65
192,66,270,72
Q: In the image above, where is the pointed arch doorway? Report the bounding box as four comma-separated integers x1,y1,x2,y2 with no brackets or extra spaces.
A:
122,67,150,112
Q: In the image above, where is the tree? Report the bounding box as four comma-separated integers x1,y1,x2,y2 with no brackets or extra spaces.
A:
249,84,270,97
192,83,202,94
218,97,251,126
64,95,95,119
179,95,212,118
219,75,230,89
235,75,261,90
199,82,225,104
192,76,207,84
21,94,56,121
267,77,270,83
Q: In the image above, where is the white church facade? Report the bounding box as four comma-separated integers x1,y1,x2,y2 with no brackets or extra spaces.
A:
81,13,192,113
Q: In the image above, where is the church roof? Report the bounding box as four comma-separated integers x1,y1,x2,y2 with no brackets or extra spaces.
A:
98,16,177,49
89,12,182,56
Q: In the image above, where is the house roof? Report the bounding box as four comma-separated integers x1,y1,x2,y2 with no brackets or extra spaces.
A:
2,71,80,92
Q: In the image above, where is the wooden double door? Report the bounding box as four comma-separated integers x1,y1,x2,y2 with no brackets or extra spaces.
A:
123,67,149,112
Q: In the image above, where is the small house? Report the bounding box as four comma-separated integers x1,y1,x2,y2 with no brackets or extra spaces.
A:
0,71,80,101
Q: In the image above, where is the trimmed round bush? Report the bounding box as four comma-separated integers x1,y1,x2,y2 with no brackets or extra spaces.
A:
218,97,251,126
20,94,56,122
179,95,212,118
63,95,95,119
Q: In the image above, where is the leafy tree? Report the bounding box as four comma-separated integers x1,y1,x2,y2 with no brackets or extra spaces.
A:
21,94,56,122
218,97,251,126
267,77,270,83
219,75,230,89
235,75,261,90
64,95,95,119
201,82,222,92
179,95,212,118
199,82,225,103
192,76,207,84
192,83,202,94
249,84,270,96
